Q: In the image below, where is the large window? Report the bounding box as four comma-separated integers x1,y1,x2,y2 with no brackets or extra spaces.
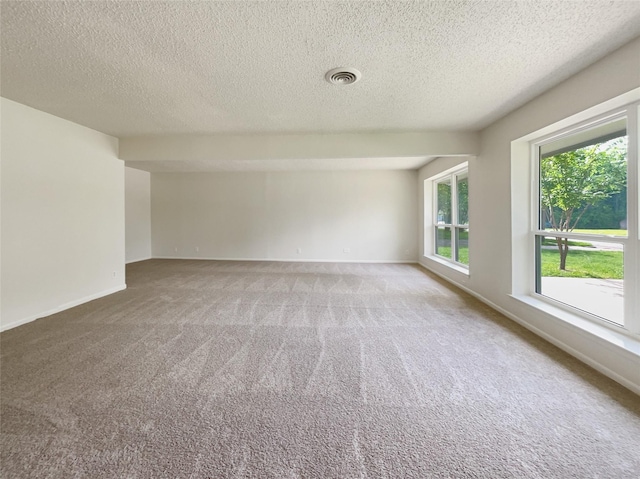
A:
434,167,469,267
532,104,639,333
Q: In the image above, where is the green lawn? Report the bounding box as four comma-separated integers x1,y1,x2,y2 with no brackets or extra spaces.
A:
551,228,627,237
541,238,593,247
435,248,620,276
435,247,469,265
541,249,623,279
436,227,469,265
436,228,623,274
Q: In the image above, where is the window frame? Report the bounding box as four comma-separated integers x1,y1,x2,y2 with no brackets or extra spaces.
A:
432,165,469,269
529,102,639,335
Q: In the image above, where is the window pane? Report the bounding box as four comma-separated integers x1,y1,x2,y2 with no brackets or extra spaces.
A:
455,228,469,265
435,227,452,259
535,234,623,325
540,118,627,237
457,174,469,225
437,180,452,224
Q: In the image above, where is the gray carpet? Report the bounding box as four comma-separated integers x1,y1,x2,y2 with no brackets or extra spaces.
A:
1,259,639,478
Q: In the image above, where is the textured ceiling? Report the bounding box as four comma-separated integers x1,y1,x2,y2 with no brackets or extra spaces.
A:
2,0,640,139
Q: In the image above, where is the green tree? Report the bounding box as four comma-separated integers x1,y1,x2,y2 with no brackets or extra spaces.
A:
437,181,451,223
457,176,469,224
541,138,626,270
575,188,626,229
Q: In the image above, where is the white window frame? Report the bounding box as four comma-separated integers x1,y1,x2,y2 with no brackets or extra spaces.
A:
432,165,469,270
529,102,639,335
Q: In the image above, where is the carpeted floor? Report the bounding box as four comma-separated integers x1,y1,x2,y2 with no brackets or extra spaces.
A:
1,259,639,478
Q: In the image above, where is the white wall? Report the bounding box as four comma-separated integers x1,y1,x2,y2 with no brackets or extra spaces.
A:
152,170,418,262
0,98,125,331
121,131,479,167
418,37,640,393
125,167,151,263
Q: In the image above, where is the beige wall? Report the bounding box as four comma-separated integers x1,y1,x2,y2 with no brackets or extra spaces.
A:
151,170,418,262
125,167,151,263
0,98,125,330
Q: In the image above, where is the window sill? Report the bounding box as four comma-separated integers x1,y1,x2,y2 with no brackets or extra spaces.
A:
423,255,470,276
510,294,640,356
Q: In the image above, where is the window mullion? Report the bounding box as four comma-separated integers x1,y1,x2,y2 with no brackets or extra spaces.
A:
533,230,629,243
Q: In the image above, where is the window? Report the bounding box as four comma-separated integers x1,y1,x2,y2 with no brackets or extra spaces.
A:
531,103,639,332
434,167,469,268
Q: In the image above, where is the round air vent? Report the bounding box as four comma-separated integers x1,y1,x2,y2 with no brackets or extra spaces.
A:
325,67,361,85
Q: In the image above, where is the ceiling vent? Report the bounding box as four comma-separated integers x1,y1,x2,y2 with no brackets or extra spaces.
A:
325,67,361,85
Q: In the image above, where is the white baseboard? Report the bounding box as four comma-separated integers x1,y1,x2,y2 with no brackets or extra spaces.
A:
126,256,152,264
0,284,127,333
153,256,418,264
418,260,640,395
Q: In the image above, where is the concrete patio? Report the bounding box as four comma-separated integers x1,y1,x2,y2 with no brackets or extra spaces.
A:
541,277,624,325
